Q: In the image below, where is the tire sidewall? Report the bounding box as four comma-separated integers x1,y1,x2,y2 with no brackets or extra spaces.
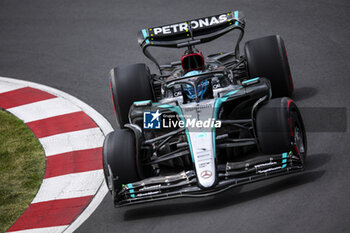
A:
256,97,306,157
109,63,154,128
102,129,139,192
245,35,294,98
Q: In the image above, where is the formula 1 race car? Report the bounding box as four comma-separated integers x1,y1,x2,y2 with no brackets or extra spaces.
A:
103,11,307,207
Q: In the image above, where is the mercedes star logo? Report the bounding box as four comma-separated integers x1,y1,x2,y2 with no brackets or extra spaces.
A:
200,170,212,179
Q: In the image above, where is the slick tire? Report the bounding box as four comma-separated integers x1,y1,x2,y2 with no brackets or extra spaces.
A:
245,35,294,98
255,97,307,160
109,63,154,128
102,129,139,194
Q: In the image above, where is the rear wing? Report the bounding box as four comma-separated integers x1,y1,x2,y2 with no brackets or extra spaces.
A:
138,11,245,48
137,11,245,72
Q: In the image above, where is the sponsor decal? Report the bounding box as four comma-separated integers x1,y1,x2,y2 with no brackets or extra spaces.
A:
257,166,282,174
136,191,160,197
254,161,277,169
152,14,228,35
198,162,210,168
200,170,212,179
139,184,161,191
183,104,211,112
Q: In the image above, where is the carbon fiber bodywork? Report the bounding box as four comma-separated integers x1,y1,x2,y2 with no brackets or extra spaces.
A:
106,11,306,207
111,76,304,207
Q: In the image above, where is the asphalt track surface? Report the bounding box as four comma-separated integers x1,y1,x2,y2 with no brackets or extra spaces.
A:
0,0,349,232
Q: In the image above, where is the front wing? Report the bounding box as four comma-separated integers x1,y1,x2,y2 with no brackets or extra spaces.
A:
114,151,303,207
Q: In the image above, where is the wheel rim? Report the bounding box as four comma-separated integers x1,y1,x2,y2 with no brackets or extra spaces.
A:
107,165,116,192
294,125,305,155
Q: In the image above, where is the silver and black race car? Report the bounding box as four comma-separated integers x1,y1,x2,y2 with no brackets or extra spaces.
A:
103,11,307,207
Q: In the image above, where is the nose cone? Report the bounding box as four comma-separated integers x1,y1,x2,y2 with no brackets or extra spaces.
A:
188,131,216,188
182,103,217,189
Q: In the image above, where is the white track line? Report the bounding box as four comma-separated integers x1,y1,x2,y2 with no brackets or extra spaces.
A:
39,128,104,156
7,226,68,233
0,81,25,93
7,97,81,123
64,184,108,233
32,170,104,203
0,77,113,233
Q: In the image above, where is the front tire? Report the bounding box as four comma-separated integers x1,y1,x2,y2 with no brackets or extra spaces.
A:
102,129,139,195
255,97,307,160
245,35,294,98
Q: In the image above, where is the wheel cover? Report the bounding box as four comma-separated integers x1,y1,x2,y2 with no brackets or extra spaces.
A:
107,165,116,199
294,125,305,156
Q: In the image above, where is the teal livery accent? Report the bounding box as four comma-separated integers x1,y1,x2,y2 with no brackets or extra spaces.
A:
182,134,194,163
213,89,240,120
184,70,200,77
234,11,239,26
134,100,150,104
127,183,135,197
282,152,288,168
142,29,148,38
158,104,195,162
212,89,240,158
242,77,260,84
145,39,150,44
133,100,152,105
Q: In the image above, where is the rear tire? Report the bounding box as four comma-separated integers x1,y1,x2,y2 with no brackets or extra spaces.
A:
110,63,154,128
102,129,139,194
255,97,307,160
245,35,294,98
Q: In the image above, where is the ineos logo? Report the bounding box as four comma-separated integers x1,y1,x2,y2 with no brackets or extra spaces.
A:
200,170,212,179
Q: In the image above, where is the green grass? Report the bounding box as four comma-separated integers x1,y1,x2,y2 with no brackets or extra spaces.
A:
0,110,45,233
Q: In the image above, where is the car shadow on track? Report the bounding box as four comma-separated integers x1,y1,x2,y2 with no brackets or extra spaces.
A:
292,87,318,101
123,154,328,221
304,153,331,170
